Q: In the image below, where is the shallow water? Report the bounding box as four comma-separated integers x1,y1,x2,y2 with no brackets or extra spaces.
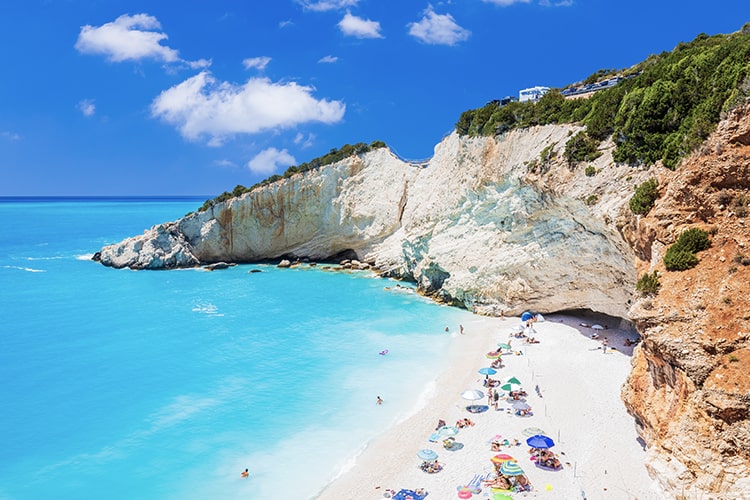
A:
0,198,470,499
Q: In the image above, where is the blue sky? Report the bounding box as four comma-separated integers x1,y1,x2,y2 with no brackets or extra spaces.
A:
0,1,746,196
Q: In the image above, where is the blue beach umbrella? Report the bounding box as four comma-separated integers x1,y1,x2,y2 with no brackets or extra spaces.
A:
417,448,438,461
438,425,459,437
478,367,497,376
526,434,555,449
521,311,534,322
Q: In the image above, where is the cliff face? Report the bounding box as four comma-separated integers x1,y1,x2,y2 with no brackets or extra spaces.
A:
622,104,750,499
96,103,750,496
96,124,650,318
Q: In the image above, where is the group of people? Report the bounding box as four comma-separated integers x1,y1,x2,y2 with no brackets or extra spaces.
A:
483,471,531,492
531,447,562,470
456,418,475,428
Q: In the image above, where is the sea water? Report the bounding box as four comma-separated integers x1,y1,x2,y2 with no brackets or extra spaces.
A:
0,198,471,500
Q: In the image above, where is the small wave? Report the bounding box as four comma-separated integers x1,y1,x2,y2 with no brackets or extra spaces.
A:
26,256,64,261
75,254,95,261
2,265,45,273
192,303,224,316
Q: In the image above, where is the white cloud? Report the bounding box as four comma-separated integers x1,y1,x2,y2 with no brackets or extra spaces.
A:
279,20,294,28
408,7,470,46
150,71,346,145
1,131,22,141
78,99,96,117
539,0,573,6
482,0,531,5
213,159,237,168
338,12,383,39
296,0,359,12
75,13,208,69
294,132,315,148
318,55,339,63
247,147,296,175
243,56,272,71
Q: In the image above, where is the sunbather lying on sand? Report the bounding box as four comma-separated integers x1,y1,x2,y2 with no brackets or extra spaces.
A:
456,418,475,428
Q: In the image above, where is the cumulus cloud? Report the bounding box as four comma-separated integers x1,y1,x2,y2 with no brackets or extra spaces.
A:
78,99,96,117
407,7,470,46
247,147,296,175
75,13,209,69
150,71,346,145
318,55,339,63
296,0,359,11
243,56,271,71
213,159,237,168
482,0,531,5
338,12,383,39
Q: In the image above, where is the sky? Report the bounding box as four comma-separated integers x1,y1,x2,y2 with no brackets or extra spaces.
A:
0,1,747,196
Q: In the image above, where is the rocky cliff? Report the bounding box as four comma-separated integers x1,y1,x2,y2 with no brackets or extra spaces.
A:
96,103,750,497
621,104,750,499
95,124,650,319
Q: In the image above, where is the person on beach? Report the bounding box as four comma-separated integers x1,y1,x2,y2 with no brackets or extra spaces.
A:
487,387,494,406
493,390,500,410
460,324,464,335
602,337,609,354
376,396,383,405
241,468,249,478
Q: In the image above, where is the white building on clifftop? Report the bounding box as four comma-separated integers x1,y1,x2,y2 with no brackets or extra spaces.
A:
519,86,550,102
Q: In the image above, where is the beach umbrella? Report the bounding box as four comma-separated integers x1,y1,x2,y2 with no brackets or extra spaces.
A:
521,311,534,322
513,401,531,411
493,494,513,500
522,427,546,437
500,382,521,392
503,376,522,385
510,324,524,333
417,448,438,461
460,389,485,402
438,425,459,437
478,367,497,376
490,453,515,464
526,434,555,449
500,460,525,476
497,343,511,350
592,324,605,330
485,352,501,359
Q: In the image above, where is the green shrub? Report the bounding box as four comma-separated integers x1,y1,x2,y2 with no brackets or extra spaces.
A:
732,193,749,217
675,228,711,253
585,194,598,205
629,178,659,215
663,248,699,271
636,270,661,295
585,165,596,177
663,227,711,271
564,131,602,166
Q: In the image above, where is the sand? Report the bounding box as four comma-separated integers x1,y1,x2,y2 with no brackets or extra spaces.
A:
316,313,663,500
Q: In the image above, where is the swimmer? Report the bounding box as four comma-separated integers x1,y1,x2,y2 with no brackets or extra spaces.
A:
241,468,249,478
376,396,383,405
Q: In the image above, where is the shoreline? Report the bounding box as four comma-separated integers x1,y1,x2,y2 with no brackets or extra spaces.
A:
316,313,661,499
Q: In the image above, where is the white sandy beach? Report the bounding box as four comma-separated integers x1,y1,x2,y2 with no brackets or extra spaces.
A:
316,313,663,500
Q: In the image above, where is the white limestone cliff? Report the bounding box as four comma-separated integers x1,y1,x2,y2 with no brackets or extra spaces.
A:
95,126,651,318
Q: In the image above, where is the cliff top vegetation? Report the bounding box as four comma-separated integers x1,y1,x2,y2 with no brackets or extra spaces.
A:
456,27,750,171
196,140,387,213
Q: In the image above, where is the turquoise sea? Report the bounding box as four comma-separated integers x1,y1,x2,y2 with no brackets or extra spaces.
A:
0,198,471,499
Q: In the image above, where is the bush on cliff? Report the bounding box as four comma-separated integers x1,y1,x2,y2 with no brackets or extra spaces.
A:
456,28,750,170
663,227,712,271
629,178,659,215
636,270,661,295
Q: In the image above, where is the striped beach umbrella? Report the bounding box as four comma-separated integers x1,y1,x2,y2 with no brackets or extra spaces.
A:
490,453,515,464
497,343,511,350
500,460,525,476
478,367,497,376
503,376,522,385
522,427,546,437
417,448,438,461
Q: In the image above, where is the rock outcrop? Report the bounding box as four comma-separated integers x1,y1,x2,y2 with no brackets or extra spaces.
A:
95,124,651,318
622,104,750,499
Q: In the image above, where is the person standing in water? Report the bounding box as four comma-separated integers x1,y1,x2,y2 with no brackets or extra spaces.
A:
376,396,383,405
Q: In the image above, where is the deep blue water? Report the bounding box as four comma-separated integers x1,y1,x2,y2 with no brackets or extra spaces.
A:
0,198,470,499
